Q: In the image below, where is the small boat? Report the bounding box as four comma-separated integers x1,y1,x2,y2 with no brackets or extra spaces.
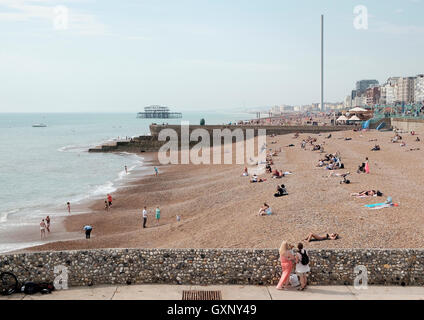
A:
32,123,47,127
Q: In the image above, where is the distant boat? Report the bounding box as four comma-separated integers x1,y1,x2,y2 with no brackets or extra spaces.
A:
32,123,47,127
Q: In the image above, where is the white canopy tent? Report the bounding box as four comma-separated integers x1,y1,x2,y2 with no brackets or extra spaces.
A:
349,115,361,121
336,115,348,122
349,107,368,113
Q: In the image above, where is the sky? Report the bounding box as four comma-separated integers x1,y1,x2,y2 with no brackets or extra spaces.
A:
0,0,423,112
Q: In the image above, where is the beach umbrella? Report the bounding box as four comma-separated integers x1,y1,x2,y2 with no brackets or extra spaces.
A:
336,115,348,122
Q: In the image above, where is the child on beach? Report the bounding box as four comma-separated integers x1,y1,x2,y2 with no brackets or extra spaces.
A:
142,206,148,228
67,202,71,214
40,219,46,240
155,206,161,225
104,200,110,211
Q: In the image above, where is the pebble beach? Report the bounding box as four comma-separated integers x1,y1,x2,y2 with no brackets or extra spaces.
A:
23,128,424,252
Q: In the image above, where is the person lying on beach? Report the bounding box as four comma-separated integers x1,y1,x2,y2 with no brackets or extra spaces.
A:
258,203,272,216
406,148,420,152
344,137,352,141
250,174,266,183
351,190,383,197
327,171,350,178
369,139,378,142
274,184,288,197
400,142,406,147
371,145,380,151
326,134,332,139
304,233,339,242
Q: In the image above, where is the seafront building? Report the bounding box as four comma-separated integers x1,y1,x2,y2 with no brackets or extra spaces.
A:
396,77,416,104
415,74,424,104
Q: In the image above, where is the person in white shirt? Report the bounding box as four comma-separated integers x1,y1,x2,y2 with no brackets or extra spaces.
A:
142,207,148,228
295,242,310,291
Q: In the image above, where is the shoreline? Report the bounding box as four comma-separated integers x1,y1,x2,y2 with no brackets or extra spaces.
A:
3,152,157,254
15,128,424,252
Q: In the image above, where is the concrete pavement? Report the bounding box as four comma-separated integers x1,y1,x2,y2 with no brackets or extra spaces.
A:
1,284,424,300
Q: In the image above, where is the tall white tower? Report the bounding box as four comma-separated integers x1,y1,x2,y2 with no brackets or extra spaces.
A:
321,14,324,111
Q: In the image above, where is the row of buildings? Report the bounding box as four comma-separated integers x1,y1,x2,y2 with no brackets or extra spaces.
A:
345,75,424,108
269,102,344,115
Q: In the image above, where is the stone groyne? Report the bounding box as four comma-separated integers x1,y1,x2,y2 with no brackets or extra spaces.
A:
89,124,353,153
1,248,422,286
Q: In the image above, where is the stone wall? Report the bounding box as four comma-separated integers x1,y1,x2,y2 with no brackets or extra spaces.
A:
1,248,422,287
391,118,424,132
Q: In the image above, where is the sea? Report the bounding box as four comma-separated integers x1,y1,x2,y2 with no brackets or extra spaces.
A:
0,111,253,252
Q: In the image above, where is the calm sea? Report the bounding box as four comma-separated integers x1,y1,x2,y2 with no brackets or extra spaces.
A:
0,111,252,252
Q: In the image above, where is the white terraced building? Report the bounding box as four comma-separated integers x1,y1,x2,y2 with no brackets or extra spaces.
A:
415,74,424,104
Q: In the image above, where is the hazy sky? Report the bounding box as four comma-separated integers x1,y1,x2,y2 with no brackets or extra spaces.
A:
1,0,423,112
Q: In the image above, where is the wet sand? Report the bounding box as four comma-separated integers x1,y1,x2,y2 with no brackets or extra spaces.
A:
21,129,424,252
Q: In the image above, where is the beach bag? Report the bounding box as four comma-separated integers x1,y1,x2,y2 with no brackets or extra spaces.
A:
300,250,309,265
289,274,300,287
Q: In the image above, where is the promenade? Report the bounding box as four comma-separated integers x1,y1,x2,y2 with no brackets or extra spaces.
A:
1,285,423,300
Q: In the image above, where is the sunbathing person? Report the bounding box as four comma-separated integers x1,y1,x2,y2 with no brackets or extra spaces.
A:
371,145,380,151
304,233,339,242
258,203,272,216
351,190,383,197
274,184,288,197
250,174,266,183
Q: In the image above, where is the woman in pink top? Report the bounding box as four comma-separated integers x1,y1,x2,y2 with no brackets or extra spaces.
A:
276,241,295,290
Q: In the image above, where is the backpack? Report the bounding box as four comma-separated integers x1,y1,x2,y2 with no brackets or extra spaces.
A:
300,250,309,265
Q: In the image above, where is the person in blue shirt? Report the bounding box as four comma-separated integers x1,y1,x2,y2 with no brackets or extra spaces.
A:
83,225,93,239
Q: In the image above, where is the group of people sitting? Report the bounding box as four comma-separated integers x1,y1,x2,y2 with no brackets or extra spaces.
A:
316,152,344,170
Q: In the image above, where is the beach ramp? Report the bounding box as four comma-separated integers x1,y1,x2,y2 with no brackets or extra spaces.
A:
362,120,370,130
376,122,386,131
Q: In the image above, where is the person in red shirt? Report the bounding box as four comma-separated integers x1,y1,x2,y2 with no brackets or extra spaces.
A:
107,194,112,207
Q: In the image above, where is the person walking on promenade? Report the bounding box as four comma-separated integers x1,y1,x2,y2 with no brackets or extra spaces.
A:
276,241,295,290
155,206,161,226
295,243,310,291
142,206,148,228
83,225,93,239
